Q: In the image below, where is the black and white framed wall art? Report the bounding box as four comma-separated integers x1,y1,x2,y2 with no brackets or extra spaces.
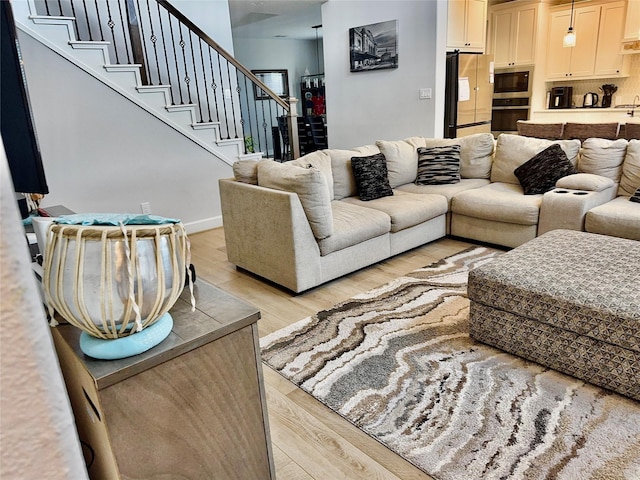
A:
349,20,398,72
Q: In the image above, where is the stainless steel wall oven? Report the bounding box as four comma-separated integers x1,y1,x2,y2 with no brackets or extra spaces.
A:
491,69,532,135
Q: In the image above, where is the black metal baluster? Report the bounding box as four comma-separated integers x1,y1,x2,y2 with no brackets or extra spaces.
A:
44,1,52,16
187,31,202,122
207,48,220,123
118,0,133,65
177,22,192,104
216,51,230,139
93,0,104,41
199,39,212,123
68,0,81,41
155,2,173,102
166,12,184,105
133,0,154,83
138,0,158,85
104,1,119,63
241,76,253,154
82,0,93,40
225,62,239,139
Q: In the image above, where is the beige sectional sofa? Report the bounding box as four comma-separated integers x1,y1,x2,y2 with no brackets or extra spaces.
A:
219,133,640,292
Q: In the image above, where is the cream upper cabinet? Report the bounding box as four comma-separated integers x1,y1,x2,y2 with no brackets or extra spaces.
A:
546,1,628,80
546,5,601,79
447,0,488,52
624,0,640,41
488,1,538,67
594,2,626,76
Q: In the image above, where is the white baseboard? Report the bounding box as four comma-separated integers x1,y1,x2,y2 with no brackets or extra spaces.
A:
184,215,223,234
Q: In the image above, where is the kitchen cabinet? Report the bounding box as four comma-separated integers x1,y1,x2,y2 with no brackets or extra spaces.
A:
546,4,604,79
624,0,640,41
594,2,627,76
447,0,487,52
488,1,539,67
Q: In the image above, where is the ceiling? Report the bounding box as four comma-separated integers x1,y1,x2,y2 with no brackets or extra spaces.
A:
228,0,325,40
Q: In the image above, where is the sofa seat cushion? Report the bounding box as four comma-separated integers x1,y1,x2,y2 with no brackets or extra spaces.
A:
585,196,640,240
318,201,390,256
396,178,490,207
341,190,447,233
451,182,542,226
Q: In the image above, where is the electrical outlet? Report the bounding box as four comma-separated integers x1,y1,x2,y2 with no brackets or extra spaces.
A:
140,202,151,214
419,88,432,100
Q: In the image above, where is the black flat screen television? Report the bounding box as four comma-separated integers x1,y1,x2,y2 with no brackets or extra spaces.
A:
1,0,49,195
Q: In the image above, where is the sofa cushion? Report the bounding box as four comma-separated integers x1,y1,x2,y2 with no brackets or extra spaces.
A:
257,160,333,240
514,144,577,195
376,137,426,188
328,149,361,200
578,138,628,182
586,196,640,241
351,153,394,201
556,173,615,192
424,133,494,179
451,182,542,226
233,159,258,184
416,145,461,185
318,201,390,256
289,150,334,200
619,140,640,197
396,178,491,207
341,190,448,233
491,134,580,185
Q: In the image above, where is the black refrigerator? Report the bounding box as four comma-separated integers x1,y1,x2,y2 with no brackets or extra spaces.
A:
444,52,494,138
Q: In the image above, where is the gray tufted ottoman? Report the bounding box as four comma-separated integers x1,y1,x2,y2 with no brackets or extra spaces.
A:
468,229,640,400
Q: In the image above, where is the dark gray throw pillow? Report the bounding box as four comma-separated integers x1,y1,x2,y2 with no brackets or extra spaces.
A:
631,187,640,203
351,153,394,201
514,144,577,195
416,145,461,185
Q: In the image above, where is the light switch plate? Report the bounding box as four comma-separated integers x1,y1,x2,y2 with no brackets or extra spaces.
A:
419,88,432,100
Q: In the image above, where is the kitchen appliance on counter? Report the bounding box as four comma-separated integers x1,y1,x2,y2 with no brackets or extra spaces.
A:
444,52,494,138
600,84,617,108
583,92,599,107
549,86,573,109
490,67,532,136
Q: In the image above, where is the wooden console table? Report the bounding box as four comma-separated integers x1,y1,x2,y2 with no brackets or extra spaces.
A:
50,280,275,480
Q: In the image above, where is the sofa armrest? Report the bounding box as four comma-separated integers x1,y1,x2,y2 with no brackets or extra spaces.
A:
219,178,322,292
538,185,618,235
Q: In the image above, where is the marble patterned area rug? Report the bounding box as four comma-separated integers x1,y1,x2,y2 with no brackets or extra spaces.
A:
260,247,640,480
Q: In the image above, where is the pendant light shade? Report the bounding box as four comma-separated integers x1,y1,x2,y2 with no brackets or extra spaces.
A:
563,0,576,47
563,27,576,47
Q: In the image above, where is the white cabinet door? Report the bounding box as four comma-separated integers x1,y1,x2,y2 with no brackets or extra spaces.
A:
594,2,626,76
546,5,600,79
489,2,537,68
447,0,487,52
624,0,640,41
490,10,514,66
512,5,537,66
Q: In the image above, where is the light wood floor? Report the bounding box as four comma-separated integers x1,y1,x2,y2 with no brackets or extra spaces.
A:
189,228,477,480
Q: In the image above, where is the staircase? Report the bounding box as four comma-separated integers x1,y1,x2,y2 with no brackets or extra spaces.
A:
12,0,297,166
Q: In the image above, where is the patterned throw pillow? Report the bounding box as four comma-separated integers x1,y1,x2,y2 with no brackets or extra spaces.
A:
514,144,578,195
350,153,394,201
415,145,461,185
631,187,640,203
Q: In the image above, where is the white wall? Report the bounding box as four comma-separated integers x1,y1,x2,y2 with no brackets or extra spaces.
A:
173,0,235,53
18,31,232,233
233,37,323,114
322,0,444,148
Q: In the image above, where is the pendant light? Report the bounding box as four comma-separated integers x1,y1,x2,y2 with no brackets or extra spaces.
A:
563,0,576,47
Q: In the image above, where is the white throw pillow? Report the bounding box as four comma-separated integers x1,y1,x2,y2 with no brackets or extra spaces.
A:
619,139,640,196
376,137,426,188
491,134,581,185
257,160,333,239
424,133,495,179
578,138,628,183
232,159,258,184
289,150,334,200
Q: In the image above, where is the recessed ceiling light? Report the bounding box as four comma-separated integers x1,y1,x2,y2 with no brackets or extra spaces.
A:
275,34,288,38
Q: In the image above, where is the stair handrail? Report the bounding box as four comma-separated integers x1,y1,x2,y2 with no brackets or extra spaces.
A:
154,0,289,111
